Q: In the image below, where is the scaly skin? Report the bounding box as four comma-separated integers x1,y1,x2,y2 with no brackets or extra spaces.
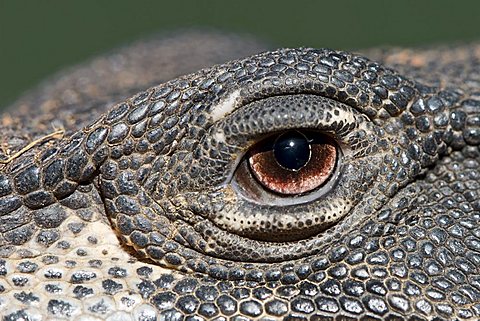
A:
0,32,479,320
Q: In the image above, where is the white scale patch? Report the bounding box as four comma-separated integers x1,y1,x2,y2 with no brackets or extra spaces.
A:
216,197,351,233
2,211,180,320
210,89,241,122
213,131,227,144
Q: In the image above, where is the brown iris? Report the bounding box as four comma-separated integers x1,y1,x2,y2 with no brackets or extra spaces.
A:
248,131,337,195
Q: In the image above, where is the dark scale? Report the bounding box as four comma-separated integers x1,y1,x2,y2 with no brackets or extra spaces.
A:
13,291,40,303
88,299,110,314
273,131,311,171
12,276,29,287
47,299,74,317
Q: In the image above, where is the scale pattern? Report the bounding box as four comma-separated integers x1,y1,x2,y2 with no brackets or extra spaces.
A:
0,32,479,320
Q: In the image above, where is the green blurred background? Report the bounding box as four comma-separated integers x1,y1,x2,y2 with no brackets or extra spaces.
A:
1,0,479,109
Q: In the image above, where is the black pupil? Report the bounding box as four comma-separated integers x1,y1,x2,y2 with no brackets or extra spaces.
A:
273,131,311,171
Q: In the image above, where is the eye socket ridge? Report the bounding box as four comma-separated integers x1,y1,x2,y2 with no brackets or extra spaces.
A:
215,94,357,206
186,94,377,243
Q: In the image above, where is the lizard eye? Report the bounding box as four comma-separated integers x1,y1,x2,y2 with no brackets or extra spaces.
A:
115,94,379,266
247,130,338,195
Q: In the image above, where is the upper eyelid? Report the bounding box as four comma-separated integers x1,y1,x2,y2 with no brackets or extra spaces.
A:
211,95,363,142
211,96,369,156
190,94,379,201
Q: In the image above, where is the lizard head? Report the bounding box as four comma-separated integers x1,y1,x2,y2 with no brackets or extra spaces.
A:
90,48,472,277
2,37,479,319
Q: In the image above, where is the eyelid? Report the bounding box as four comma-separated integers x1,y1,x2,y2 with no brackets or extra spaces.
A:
177,94,383,248
201,93,371,204
214,94,360,190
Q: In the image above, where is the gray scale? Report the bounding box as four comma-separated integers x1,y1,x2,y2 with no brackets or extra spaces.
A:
0,31,479,320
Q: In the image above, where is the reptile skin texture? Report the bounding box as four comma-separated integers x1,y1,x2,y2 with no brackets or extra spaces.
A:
0,31,479,320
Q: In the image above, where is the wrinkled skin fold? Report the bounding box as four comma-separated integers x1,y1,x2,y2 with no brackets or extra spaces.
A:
0,31,479,320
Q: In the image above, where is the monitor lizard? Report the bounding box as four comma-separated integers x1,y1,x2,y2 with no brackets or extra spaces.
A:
0,31,479,320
